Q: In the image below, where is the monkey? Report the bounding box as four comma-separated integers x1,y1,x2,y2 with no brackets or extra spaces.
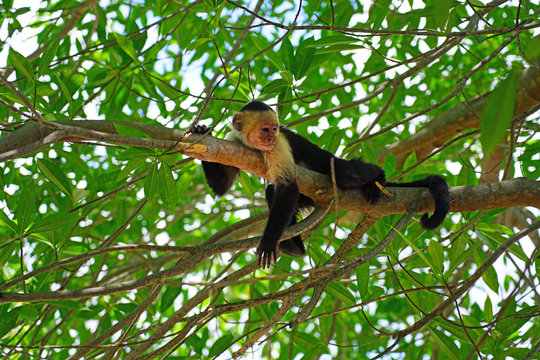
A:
192,101,451,268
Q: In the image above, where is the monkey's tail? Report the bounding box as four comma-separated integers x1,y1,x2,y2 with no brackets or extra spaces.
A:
386,175,450,230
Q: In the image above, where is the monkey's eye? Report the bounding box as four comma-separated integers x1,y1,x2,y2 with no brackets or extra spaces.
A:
261,125,278,133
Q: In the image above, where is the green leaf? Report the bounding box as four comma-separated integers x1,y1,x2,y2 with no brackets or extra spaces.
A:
402,151,418,171
295,331,323,349
319,312,332,341
158,161,177,209
307,35,360,48
323,128,346,155
54,74,73,110
536,257,540,285
144,161,159,200
428,240,444,273
370,0,391,30
434,318,475,343
356,263,370,302
429,326,459,359
457,159,478,186
37,159,73,198
16,185,36,233
475,226,527,262
29,212,79,234
20,305,38,324
495,303,533,338
0,208,17,234
72,188,89,203
208,333,234,357
8,48,35,84
0,306,20,339
203,0,216,10
38,38,60,77
395,227,434,270
117,157,146,181
261,78,290,95
474,248,499,292
0,241,17,269
185,333,204,354
113,32,139,62
317,43,364,54
176,171,194,198
468,0,484,6
368,285,385,302
482,266,499,293
326,281,356,306
153,77,182,100
280,37,294,71
448,239,479,274
210,1,226,28
186,37,211,51
444,8,457,33
31,233,56,251
484,296,493,323
160,286,178,313
480,70,520,156
433,0,452,30
280,70,293,85
294,46,315,79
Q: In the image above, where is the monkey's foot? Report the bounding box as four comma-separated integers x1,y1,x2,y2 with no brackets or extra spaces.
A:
256,245,277,269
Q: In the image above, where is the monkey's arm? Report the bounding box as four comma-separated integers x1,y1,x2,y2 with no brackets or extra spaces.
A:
191,125,240,196
257,181,299,268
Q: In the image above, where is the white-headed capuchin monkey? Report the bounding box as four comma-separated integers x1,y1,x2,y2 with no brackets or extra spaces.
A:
192,101,451,268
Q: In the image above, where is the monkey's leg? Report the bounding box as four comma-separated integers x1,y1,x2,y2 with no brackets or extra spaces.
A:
258,182,299,267
266,185,307,257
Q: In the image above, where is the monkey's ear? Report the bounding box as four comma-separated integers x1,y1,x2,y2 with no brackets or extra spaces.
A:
232,114,242,131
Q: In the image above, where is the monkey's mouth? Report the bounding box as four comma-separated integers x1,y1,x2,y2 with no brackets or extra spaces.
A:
258,142,275,151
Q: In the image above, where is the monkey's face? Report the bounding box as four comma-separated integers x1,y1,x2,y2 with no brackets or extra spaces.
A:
233,111,280,151
249,123,278,150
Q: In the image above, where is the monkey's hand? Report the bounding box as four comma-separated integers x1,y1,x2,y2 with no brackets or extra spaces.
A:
190,125,212,135
360,170,387,204
360,180,383,204
256,242,277,269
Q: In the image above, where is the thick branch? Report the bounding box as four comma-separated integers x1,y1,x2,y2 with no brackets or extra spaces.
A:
297,172,540,215
378,61,540,166
0,121,538,218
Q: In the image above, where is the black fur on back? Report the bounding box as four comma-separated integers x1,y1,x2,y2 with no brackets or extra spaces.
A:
241,101,274,112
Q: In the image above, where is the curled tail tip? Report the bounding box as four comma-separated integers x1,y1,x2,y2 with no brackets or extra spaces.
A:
422,175,451,230
420,199,450,230
420,213,442,230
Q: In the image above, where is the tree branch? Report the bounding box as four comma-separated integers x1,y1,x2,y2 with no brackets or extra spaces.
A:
379,60,540,166
1,121,538,218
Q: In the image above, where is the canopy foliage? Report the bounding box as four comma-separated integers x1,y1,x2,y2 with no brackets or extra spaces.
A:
0,0,539,359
